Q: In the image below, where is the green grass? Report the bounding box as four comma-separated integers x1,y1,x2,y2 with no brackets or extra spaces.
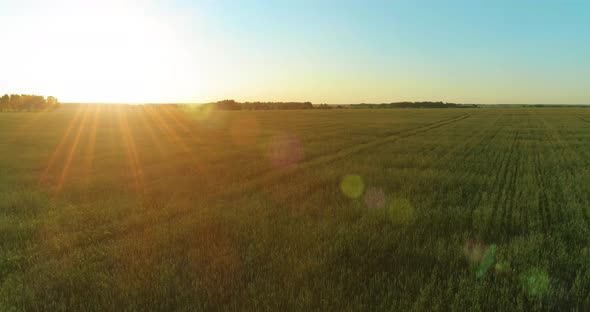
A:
1,105,590,310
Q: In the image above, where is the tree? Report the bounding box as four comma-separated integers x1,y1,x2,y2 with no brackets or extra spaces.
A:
0,94,9,111
0,94,59,112
9,94,21,111
31,95,46,110
215,99,241,110
46,96,59,110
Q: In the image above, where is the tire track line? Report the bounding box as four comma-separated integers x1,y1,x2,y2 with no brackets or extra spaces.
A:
211,114,471,196
503,131,522,237
486,123,517,234
461,114,505,232
489,130,517,233
533,145,550,231
545,116,590,227
425,113,500,232
461,114,507,236
238,114,472,182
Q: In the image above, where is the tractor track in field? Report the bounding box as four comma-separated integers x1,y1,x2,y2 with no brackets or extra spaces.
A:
485,127,515,232
478,113,534,240
498,130,521,237
199,113,470,202
460,118,508,234
534,150,550,230
533,114,571,230
426,113,501,232
488,129,520,236
462,115,505,231
45,114,473,259
531,115,570,231
546,115,590,227
515,118,537,232
219,114,472,197
433,114,495,166
236,114,472,183
281,113,483,220
541,118,568,227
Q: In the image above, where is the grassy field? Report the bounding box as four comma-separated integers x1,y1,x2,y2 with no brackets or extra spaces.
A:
1,105,590,311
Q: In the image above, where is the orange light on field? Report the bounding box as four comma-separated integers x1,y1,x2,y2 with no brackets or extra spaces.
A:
135,107,167,157
83,105,101,186
39,104,85,185
54,105,91,193
143,105,207,174
117,106,145,197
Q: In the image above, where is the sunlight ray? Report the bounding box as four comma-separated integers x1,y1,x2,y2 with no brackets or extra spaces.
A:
39,104,85,184
117,107,145,197
54,105,91,193
144,106,207,173
161,105,203,144
136,107,167,157
83,105,101,186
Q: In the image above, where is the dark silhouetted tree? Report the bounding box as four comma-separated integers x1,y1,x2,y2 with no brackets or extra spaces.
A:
10,94,22,110
0,94,59,111
0,94,9,111
47,96,60,110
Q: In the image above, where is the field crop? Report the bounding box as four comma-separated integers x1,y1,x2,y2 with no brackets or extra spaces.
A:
1,105,590,311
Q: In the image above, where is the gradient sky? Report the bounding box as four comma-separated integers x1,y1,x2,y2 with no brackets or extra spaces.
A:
1,0,589,104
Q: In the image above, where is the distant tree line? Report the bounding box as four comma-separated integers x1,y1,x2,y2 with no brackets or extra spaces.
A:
517,104,590,108
205,100,478,110
209,99,314,110
150,100,480,111
351,101,477,109
204,100,477,110
0,94,60,111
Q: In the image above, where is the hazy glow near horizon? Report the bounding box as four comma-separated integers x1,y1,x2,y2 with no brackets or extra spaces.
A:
1,0,589,104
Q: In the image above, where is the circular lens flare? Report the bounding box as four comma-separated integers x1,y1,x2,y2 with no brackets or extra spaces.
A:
267,133,304,169
364,186,385,209
388,198,415,225
340,175,364,199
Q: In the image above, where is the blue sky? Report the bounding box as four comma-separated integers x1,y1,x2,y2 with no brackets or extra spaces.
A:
1,0,589,103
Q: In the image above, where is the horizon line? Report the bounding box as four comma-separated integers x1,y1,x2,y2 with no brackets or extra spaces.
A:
61,102,590,106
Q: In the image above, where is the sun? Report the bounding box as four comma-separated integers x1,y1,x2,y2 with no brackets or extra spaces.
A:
1,0,205,103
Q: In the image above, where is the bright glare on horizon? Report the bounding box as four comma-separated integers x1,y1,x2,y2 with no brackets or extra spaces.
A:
1,0,590,104
0,0,210,103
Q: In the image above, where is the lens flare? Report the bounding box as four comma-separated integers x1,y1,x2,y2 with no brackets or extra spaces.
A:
267,133,304,169
520,268,550,297
364,186,385,209
463,240,487,265
494,260,511,274
340,175,364,199
388,198,414,224
475,244,496,280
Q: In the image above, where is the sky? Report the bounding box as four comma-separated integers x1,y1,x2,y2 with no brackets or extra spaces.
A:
1,0,589,104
